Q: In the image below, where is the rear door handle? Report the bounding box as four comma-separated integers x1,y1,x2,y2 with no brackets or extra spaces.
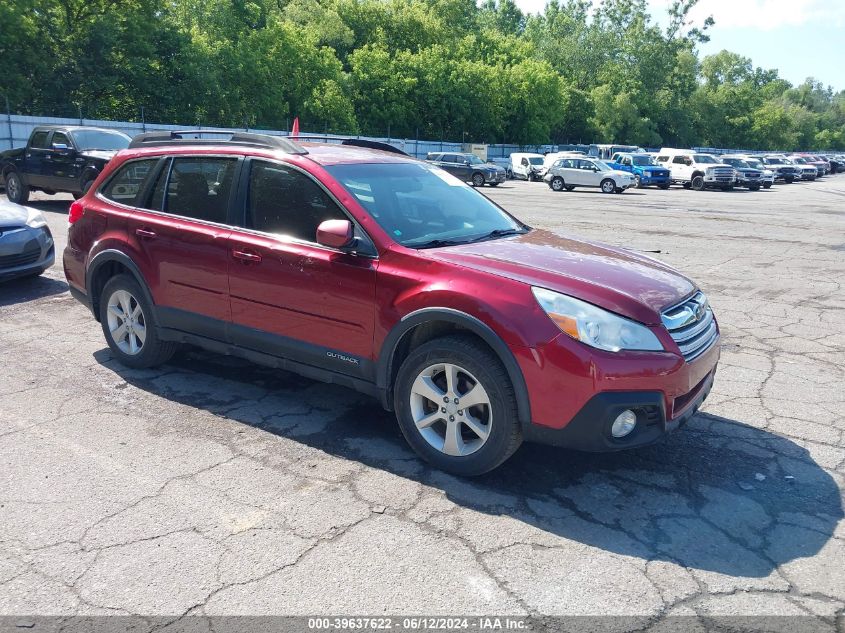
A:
232,249,262,263
135,228,156,239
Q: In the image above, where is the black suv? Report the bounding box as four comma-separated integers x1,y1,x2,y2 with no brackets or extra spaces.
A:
425,152,506,187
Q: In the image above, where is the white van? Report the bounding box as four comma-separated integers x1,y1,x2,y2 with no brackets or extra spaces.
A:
510,153,545,181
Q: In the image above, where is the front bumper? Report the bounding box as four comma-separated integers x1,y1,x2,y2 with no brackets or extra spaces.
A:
0,226,55,281
515,327,720,452
524,369,715,451
485,171,507,184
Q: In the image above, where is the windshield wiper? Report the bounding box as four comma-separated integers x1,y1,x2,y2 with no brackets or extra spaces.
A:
468,228,528,243
408,238,471,249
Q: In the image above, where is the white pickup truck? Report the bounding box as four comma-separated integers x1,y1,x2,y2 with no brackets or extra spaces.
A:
655,149,737,191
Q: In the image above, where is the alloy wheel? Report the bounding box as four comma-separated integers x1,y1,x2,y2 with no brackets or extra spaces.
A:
409,362,492,457
7,175,19,200
106,289,146,355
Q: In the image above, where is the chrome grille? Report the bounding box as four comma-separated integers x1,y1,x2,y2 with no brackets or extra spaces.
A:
661,292,719,362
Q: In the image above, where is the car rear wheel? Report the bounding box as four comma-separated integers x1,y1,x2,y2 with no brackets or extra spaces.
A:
100,275,178,369
394,335,522,476
488,182,500,187
691,175,705,191
4,171,29,204
550,176,565,192
634,175,642,188
600,179,615,194
750,183,760,191
763,182,772,189
471,173,485,187
785,176,794,183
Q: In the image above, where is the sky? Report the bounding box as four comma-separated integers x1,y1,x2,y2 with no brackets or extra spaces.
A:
510,0,844,92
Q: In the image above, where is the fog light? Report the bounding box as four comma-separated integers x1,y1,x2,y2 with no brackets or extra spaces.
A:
611,410,637,438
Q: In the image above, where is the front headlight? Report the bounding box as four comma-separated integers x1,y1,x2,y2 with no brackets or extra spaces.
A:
532,287,664,352
26,208,47,229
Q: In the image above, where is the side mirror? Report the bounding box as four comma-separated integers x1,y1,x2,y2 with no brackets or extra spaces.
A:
316,219,354,249
52,143,71,153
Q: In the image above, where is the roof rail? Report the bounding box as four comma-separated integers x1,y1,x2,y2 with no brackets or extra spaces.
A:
128,130,308,154
284,134,410,157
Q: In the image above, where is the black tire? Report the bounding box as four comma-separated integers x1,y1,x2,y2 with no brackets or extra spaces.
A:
99,274,178,369
750,183,760,191
634,175,642,188
4,171,29,204
658,183,670,190
550,176,565,192
471,172,485,187
691,175,705,191
785,176,794,184
564,185,576,191
488,182,500,187
763,182,772,189
75,176,96,199
600,178,616,194
682,182,691,189
393,334,522,476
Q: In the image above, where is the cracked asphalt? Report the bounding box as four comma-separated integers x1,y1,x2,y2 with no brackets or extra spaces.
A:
0,176,843,629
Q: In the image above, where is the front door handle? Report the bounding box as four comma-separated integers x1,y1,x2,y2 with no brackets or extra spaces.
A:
232,249,262,263
135,228,156,239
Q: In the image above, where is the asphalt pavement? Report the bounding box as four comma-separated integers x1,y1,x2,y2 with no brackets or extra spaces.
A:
1,177,843,630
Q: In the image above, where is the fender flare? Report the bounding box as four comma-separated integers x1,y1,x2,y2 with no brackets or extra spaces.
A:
376,307,532,425
86,249,154,321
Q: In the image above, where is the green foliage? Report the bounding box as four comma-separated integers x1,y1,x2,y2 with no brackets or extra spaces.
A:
1,0,843,149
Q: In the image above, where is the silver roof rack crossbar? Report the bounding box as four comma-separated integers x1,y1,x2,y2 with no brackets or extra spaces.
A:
128,130,308,154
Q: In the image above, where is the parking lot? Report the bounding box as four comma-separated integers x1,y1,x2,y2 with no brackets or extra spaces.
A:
1,178,844,627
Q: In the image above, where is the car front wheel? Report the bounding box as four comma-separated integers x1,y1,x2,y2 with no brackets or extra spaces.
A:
691,175,705,191
550,176,565,191
600,178,616,194
99,275,178,369
471,173,485,187
394,335,522,476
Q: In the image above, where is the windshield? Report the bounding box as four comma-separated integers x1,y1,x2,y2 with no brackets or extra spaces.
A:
71,129,130,151
766,158,785,164
631,155,655,166
591,161,613,171
790,157,808,164
326,162,525,248
464,155,484,165
723,158,749,168
693,154,719,164
745,158,763,169
528,157,544,165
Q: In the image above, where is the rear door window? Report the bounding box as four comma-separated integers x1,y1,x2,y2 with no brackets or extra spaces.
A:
30,131,50,149
100,159,159,206
157,157,237,224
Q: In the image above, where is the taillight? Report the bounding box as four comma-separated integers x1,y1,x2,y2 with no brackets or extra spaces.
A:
68,200,84,224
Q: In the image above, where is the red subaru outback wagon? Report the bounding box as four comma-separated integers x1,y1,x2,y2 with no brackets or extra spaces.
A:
64,132,719,475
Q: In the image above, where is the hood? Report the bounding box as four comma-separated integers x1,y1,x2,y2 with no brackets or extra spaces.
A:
484,163,505,173
0,199,30,228
79,149,120,161
607,169,634,178
426,229,696,325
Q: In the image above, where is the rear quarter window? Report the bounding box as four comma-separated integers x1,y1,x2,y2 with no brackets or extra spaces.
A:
100,159,159,206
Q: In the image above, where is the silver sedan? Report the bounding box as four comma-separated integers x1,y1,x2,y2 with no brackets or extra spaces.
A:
0,199,55,281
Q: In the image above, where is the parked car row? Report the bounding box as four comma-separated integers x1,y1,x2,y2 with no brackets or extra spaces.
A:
525,147,845,194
